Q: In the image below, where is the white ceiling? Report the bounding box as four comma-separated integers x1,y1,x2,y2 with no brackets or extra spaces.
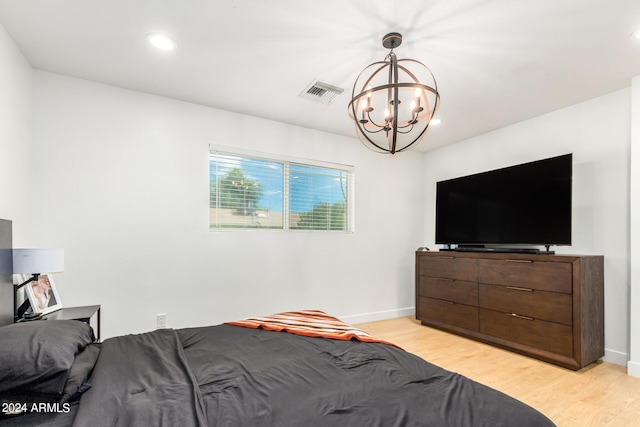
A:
1,0,640,152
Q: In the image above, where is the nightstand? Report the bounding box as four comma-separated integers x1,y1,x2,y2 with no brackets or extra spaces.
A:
46,305,101,341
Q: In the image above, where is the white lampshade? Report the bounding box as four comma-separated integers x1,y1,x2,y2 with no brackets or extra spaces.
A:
12,248,64,274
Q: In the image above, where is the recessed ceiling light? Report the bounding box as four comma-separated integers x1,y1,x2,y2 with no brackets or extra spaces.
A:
147,33,176,51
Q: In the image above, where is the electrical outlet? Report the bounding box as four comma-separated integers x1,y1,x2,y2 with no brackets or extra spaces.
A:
156,313,167,329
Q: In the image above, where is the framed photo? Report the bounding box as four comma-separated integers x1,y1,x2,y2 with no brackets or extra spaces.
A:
23,274,63,315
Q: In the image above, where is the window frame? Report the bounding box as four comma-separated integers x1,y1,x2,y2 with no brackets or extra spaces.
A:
209,145,355,232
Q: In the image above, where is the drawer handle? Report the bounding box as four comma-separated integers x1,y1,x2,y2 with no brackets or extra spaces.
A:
505,259,533,263
506,286,533,292
509,313,534,321
436,256,455,259
436,299,455,305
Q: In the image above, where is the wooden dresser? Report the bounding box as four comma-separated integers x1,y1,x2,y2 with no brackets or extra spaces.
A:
415,250,604,370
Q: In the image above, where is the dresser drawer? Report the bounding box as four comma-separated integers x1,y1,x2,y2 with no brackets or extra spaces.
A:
418,277,478,306
479,284,572,325
479,308,572,357
418,255,478,282
478,259,572,293
419,297,478,331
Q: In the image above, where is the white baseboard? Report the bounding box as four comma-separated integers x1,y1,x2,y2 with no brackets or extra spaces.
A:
340,307,415,325
628,360,640,378
604,348,629,367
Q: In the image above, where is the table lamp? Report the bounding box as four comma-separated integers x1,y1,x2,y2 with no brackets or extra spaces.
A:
12,248,64,321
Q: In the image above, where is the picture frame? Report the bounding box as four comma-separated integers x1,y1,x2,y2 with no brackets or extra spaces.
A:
22,274,63,315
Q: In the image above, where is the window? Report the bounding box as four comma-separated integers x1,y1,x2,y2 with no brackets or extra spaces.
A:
209,147,354,231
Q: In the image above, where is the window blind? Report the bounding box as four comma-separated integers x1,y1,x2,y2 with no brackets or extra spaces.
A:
209,148,353,231
288,164,351,230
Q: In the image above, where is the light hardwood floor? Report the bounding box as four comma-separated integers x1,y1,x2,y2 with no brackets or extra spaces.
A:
356,316,640,427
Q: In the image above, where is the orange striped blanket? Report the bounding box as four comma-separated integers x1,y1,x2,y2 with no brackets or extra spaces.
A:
226,310,400,348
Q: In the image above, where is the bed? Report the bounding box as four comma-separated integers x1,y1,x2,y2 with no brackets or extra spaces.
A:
0,219,554,426
0,309,556,427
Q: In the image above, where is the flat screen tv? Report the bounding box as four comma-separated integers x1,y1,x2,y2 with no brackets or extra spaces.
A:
435,153,572,251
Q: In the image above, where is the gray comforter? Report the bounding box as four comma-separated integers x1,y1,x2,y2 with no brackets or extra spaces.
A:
69,324,555,427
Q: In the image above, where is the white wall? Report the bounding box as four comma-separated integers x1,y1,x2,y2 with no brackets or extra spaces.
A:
28,71,425,339
422,89,631,366
629,76,640,377
0,25,31,241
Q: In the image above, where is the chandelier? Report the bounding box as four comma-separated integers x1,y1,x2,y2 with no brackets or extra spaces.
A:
348,33,440,154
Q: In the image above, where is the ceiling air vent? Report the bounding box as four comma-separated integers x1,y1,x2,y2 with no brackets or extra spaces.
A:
299,80,344,104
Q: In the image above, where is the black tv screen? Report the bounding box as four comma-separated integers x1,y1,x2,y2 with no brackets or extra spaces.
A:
435,154,572,247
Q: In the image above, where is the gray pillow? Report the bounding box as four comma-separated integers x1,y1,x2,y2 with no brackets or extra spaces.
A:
61,343,100,402
0,320,95,394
